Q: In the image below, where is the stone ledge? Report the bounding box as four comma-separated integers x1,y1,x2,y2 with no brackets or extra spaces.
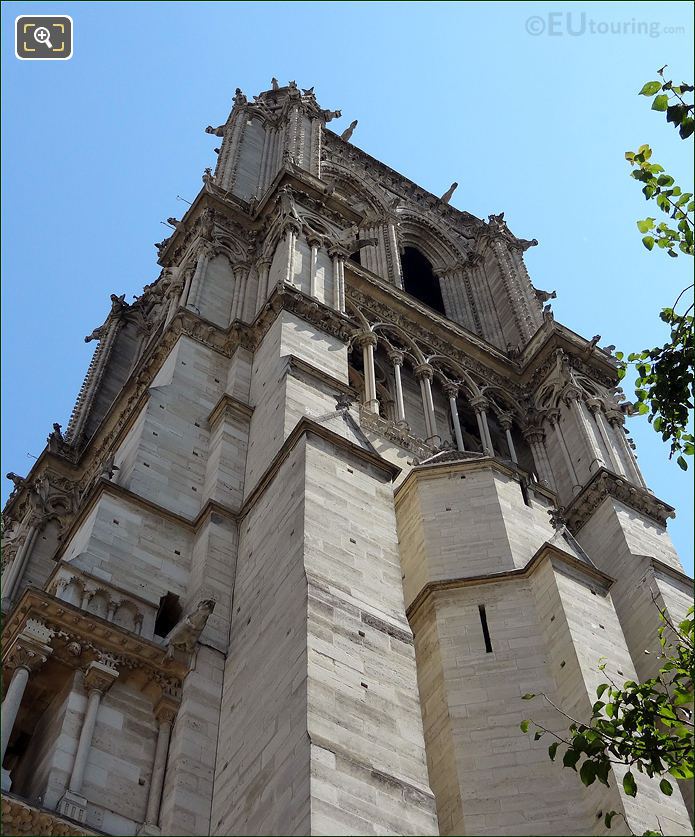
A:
406,542,614,625
564,468,675,534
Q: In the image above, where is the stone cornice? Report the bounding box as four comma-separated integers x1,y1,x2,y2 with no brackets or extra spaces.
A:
0,793,99,836
406,542,614,625
242,416,402,514
394,455,556,507
207,393,254,428
2,588,188,687
283,354,355,398
564,468,676,534
50,479,240,568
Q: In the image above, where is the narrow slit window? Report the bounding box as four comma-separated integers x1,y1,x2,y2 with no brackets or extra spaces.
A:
478,604,493,653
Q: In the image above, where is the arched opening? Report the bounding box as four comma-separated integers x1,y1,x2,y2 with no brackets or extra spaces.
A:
401,247,445,315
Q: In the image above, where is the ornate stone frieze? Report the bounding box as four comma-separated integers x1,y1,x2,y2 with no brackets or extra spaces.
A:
564,468,675,534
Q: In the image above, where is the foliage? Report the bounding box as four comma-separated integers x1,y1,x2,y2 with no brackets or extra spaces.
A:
620,67,694,467
520,605,694,832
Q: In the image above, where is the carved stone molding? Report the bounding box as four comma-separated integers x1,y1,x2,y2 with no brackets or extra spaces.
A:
564,468,675,534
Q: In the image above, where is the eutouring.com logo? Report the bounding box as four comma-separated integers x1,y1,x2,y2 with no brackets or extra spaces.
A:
15,16,73,60
525,13,685,38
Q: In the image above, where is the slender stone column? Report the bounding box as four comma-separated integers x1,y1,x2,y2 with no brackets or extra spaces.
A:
548,409,582,495
388,350,408,429
471,397,494,456
358,333,379,415
523,426,556,491
608,411,648,489
443,383,465,452
499,413,518,464
308,238,320,299
566,390,605,472
142,701,178,831
59,660,118,822
414,364,439,444
255,258,272,313
1,627,53,791
330,251,346,313
230,264,249,322
1,516,41,606
588,400,625,476
185,246,211,312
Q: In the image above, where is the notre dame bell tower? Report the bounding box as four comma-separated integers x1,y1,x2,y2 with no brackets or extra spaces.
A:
1,80,692,837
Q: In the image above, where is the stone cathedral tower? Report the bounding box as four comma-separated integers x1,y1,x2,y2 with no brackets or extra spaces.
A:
1,80,692,837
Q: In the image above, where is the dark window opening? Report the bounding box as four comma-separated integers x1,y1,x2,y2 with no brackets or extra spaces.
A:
349,250,362,266
401,247,445,315
478,604,493,653
154,592,182,638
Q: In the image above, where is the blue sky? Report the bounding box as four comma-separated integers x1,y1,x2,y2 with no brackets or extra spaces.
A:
2,1,693,573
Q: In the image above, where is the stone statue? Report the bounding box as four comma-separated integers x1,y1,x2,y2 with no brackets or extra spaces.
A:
602,344,616,355
277,186,302,224
534,288,557,304
47,423,64,452
233,87,247,106
320,109,342,123
100,454,120,481
488,212,507,231
166,217,182,231
440,182,458,204
271,77,280,91
202,167,213,185
516,237,538,252
110,293,129,315
164,599,216,660
205,124,225,137
6,472,26,494
340,120,358,142
302,86,315,95
155,237,171,254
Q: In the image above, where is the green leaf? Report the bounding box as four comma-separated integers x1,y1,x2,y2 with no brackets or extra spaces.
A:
604,811,617,828
623,771,637,798
521,693,536,700
520,720,530,733
651,94,669,112
677,455,688,471
660,778,673,796
637,218,655,233
580,760,596,786
563,748,581,770
548,742,559,761
639,81,661,96
534,730,544,741
642,236,655,251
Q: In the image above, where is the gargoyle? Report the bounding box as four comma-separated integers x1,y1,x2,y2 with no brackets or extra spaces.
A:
320,109,342,123
340,120,358,142
534,288,557,304
6,472,26,494
205,124,225,137
164,599,216,660
440,182,458,204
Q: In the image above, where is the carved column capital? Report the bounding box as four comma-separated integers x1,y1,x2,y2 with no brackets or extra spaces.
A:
606,410,625,428
154,697,179,726
83,660,119,695
522,426,546,445
355,331,377,349
5,640,51,675
442,381,459,400
413,363,434,382
387,349,404,367
469,395,489,413
498,411,514,431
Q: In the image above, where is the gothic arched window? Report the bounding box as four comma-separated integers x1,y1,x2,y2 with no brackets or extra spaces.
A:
401,247,445,315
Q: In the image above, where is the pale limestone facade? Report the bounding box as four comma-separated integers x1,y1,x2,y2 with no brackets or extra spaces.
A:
1,80,692,836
